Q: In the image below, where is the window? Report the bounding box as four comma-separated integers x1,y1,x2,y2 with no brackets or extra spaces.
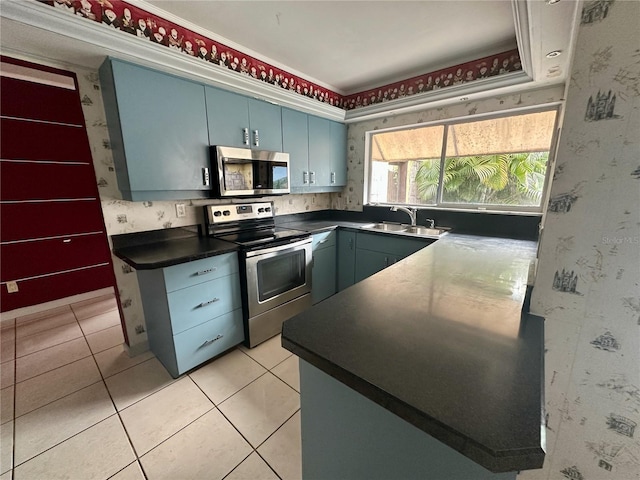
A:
367,108,558,211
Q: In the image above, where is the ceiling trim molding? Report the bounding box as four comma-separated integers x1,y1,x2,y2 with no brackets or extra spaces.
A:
129,0,339,93
512,0,535,79
344,71,539,123
0,0,346,121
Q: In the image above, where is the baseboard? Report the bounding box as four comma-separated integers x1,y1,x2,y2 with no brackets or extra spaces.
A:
0,287,115,324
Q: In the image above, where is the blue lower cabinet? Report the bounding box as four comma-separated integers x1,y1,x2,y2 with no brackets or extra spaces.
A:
354,249,397,283
137,252,244,378
337,230,356,291
312,232,337,304
174,309,244,374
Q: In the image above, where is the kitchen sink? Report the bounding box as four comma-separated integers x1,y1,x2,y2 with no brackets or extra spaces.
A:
363,223,449,237
404,226,449,236
366,223,407,232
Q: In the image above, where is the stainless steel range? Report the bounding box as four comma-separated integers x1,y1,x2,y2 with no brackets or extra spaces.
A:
205,202,312,348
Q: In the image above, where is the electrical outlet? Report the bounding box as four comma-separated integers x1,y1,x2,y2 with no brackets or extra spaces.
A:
175,203,186,218
6,281,18,293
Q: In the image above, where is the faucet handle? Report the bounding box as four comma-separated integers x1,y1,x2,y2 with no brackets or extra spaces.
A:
425,218,435,228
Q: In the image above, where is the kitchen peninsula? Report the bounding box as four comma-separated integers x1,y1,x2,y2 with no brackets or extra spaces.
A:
282,233,544,479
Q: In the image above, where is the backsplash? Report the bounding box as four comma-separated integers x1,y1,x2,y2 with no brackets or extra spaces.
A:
73,65,332,350
526,1,640,479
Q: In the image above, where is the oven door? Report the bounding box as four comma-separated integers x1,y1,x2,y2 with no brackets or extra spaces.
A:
244,237,312,318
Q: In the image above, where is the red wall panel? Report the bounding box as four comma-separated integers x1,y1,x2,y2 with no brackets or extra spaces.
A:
0,75,85,125
1,161,99,201
1,264,115,312
1,201,107,243
1,118,93,163
2,233,111,281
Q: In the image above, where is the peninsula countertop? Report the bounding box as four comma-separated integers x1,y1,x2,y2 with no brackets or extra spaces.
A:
282,233,544,473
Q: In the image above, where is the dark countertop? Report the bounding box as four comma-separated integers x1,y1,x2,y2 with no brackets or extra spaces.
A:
282,233,544,473
112,229,239,270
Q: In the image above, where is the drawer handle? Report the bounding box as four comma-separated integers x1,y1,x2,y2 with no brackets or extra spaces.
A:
63,239,71,243
318,238,328,244
200,334,223,348
198,298,220,308
195,268,217,276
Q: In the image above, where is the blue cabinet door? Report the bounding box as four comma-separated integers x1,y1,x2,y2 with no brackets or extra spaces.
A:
312,244,337,304
248,99,282,152
354,249,396,283
282,108,309,188
205,86,250,148
100,58,210,200
330,121,347,186
337,230,356,291
308,115,332,187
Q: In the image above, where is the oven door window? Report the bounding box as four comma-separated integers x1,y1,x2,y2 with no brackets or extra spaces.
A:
256,249,306,302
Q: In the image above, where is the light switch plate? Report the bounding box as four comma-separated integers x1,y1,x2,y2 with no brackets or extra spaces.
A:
6,281,18,293
175,203,186,218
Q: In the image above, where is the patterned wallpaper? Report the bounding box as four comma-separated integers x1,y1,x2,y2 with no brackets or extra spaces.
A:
343,85,565,212
525,1,640,479
73,66,332,350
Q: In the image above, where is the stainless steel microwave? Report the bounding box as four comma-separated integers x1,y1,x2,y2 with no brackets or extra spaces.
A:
211,146,290,197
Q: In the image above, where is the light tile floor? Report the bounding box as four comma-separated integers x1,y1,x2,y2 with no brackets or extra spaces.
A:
0,293,302,480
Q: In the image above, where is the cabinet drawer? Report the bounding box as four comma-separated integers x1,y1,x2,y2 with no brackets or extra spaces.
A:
356,232,427,258
168,273,241,334
174,309,244,374
163,252,238,292
312,230,336,251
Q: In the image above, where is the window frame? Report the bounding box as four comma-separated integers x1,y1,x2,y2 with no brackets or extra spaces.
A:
364,104,562,214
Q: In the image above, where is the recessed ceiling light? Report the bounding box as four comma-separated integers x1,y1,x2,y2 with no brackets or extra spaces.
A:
546,50,563,58
547,0,561,4
460,97,469,101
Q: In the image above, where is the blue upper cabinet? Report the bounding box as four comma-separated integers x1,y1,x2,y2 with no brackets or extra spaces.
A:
308,115,332,187
99,58,210,201
330,121,347,186
205,86,282,152
282,108,309,188
283,110,347,191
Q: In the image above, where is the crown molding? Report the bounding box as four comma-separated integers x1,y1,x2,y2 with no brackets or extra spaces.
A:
128,0,341,94
344,71,539,123
512,0,535,79
0,0,346,121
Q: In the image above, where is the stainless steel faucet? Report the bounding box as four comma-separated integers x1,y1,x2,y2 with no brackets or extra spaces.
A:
390,206,417,226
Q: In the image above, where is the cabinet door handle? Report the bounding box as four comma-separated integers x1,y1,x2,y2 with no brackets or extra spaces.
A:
318,238,328,244
198,297,220,308
243,128,249,145
303,171,309,184
195,267,217,276
63,238,71,243
202,167,210,186
200,334,223,348
349,238,353,250
253,129,259,147
384,256,389,266
330,172,335,184
310,171,316,184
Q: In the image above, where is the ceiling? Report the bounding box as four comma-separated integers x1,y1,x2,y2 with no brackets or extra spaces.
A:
145,1,518,95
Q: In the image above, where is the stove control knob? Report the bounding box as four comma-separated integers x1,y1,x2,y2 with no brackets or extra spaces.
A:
223,210,231,216
265,207,271,212
258,208,265,213
213,211,222,217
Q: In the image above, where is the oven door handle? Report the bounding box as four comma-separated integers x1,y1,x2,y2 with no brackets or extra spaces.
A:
244,237,311,258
